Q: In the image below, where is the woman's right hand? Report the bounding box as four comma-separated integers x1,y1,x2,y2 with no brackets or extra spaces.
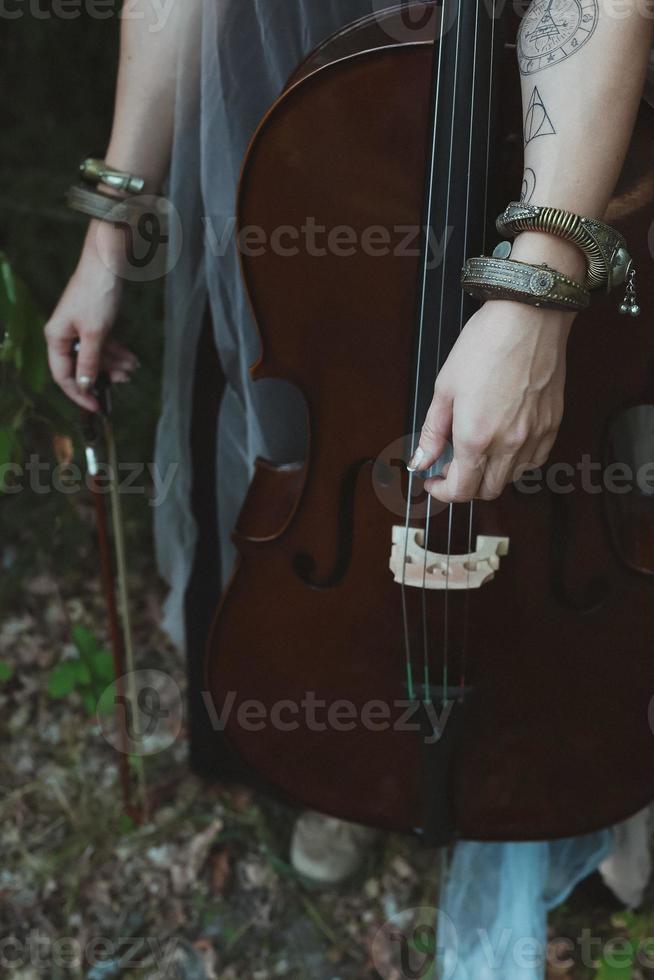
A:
44,220,140,413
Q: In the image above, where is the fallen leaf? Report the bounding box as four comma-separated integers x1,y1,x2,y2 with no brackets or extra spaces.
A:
171,817,224,895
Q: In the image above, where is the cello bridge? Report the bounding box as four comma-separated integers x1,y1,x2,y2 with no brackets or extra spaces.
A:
389,526,509,590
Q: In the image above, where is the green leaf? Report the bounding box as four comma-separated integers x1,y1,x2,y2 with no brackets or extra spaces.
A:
87,648,115,685
96,691,116,717
72,625,101,661
0,255,25,361
48,661,81,698
117,813,136,834
610,910,650,940
594,938,636,979
0,254,18,343
0,428,15,466
73,659,92,686
19,309,48,393
0,252,48,391
0,660,14,682
81,690,97,715
0,427,19,493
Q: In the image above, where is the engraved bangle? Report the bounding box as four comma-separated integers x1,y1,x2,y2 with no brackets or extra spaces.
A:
66,185,168,234
79,157,146,196
496,201,631,293
461,255,590,312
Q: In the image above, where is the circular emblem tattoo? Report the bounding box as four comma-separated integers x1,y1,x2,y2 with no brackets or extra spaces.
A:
518,0,599,75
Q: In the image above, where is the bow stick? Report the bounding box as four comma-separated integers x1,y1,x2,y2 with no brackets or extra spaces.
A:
73,342,149,823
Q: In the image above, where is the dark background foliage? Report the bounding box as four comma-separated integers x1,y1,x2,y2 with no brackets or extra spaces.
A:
0,1,164,607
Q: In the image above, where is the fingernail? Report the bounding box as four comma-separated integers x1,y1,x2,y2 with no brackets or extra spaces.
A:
77,375,94,392
407,446,425,472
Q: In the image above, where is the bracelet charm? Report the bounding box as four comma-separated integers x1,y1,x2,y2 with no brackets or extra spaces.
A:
79,157,146,196
620,264,640,317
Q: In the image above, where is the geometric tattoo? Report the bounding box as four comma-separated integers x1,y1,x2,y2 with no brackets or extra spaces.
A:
520,167,537,203
524,86,556,145
518,0,599,75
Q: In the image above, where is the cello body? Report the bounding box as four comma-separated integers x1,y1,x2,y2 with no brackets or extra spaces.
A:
204,3,654,841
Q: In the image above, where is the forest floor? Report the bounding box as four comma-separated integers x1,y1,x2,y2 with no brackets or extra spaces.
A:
0,555,651,980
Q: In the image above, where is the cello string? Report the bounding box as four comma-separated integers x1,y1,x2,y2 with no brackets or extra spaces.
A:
442,503,454,699
435,0,466,706
460,501,475,695
401,0,448,704
460,0,499,698
455,0,485,698
421,493,433,697
402,474,416,701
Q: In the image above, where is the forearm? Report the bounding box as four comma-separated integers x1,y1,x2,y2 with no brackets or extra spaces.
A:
103,0,202,193
419,0,654,501
511,0,654,277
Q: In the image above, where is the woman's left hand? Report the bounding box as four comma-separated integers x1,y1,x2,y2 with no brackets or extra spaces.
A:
408,300,575,503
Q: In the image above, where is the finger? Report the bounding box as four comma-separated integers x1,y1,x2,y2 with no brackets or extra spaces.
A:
102,338,140,370
476,446,521,500
45,323,99,412
424,450,486,504
75,329,104,393
102,351,139,375
530,434,556,469
407,388,453,472
506,436,554,490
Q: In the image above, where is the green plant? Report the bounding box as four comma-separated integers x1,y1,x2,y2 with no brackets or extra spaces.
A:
593,910,651,979
48,624,115,715
0,253,106,614
0,251,76,475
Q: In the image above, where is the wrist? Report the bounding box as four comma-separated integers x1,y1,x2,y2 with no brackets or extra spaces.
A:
508,231,587,283
485,299,576,341
80,220,128,281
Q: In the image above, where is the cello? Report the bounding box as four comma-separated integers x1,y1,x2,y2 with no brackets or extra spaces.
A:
203,1,654,844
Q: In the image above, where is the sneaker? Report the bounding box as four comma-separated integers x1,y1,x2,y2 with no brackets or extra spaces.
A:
290,809,379,885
